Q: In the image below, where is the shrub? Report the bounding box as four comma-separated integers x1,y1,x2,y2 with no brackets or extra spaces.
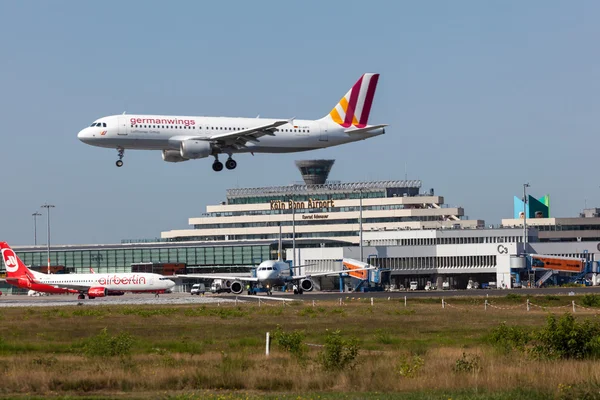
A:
318,329,360,371
395,355,424,378
31,355,58,367
453,352,481,374
489,322,531,353
374,329,400,345
83,328,134,358
271,325,306,359
504,293,523,302
581,294,600,308
531,313,600,360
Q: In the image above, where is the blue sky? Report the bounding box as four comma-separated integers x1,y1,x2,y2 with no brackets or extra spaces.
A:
1,1,598,245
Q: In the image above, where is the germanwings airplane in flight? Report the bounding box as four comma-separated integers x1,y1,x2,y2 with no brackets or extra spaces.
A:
0,242,175,299
77,73,386,171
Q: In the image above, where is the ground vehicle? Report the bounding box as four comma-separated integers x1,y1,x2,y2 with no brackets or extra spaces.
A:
442,281,450,290
425,281,437,291
466,280,479,290
409,281,418,291
190,283,206,295
210,279,232,294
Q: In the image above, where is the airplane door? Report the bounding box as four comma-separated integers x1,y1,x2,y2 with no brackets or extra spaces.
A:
319,123,328,142
117,117,128,136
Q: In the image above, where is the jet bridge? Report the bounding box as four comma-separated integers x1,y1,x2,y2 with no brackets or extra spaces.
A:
527,254,586,287
342,258,389,292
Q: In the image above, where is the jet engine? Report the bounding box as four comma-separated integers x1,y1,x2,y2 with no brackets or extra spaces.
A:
230,281,244,294
88,287,107,298
180,140,212,159
162,150,188,163
300,279,314,292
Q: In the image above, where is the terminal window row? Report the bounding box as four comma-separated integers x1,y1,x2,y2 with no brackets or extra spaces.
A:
372,255,497,271
366,236,524,247
227,191,388,205
193,216,448,230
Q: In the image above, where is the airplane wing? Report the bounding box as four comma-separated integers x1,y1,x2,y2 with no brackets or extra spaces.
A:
290,266,374,281
198,120,290,150
177,274,259,282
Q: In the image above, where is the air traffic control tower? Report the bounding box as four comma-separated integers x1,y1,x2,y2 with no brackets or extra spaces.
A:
295,159,335,185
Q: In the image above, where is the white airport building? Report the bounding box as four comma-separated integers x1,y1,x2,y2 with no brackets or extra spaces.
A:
3,159,599,293
161,160,484,243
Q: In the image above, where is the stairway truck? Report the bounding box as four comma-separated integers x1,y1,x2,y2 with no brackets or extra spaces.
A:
210,279,233,294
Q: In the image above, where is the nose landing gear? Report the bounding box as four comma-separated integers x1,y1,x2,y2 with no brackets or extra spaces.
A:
116,148,124,167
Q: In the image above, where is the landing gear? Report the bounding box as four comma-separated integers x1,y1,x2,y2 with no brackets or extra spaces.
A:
116,148,124,167
155,292,160,298
225,158,237,170
78,294,85,300
212,156,224,172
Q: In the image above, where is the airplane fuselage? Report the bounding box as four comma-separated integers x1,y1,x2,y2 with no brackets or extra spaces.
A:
78,114,382,154
7,272,175,294
255,260,293,288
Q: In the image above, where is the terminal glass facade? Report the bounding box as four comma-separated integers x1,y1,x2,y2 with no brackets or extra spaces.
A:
9,244,273,274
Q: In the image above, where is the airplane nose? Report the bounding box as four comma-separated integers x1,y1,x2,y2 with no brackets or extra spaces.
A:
77,129,88,142
78,127,98,143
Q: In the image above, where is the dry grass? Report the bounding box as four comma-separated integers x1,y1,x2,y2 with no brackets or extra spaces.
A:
0,295,598,398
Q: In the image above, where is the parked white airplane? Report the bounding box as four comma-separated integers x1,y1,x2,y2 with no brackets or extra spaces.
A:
181,236,374,296
77,73,386,171
1,242,175,299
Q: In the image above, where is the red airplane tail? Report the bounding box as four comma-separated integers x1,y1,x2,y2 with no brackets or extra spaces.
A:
1,242,35,280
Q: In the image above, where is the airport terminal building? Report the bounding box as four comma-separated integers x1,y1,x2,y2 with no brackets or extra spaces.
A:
161,160,483,243
3,159,600,293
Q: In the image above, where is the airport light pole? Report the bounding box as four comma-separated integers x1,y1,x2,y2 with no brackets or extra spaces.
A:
32,212,41,246
523,183,530,252
41,203,55,274
291,195,296,267
355,188,364,263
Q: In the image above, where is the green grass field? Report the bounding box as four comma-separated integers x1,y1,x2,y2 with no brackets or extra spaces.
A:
0,293,599,399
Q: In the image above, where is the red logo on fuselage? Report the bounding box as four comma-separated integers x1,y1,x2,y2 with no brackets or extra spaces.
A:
1,249,19,273
98,275,147,286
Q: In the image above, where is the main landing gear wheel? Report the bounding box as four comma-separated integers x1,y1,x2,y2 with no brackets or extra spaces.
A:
225,158,237,170
116,148,125,167
78,294,85,300
212,161,224,172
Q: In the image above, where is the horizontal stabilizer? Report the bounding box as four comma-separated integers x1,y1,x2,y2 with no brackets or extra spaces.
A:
344,124,387,135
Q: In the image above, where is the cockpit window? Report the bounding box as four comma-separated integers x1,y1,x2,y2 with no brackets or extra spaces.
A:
102,122,107,127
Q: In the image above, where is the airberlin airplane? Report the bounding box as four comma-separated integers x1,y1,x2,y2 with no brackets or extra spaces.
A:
0,242,175,299
77,73,386,171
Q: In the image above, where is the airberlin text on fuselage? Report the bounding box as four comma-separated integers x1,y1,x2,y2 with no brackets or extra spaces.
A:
130,117,195,126
98,275,147,285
